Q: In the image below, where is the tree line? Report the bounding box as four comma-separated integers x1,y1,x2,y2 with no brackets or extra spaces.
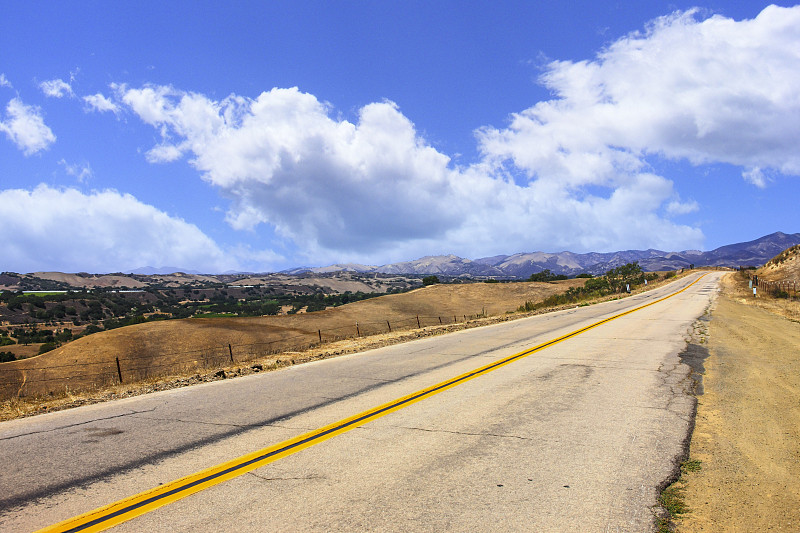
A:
518,262,662,311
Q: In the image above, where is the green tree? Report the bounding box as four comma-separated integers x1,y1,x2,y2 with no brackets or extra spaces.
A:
529,269,568,282
0,336,15,347
38,342,58,355
605,262,644,293
422,275,440,286
584,276,610,293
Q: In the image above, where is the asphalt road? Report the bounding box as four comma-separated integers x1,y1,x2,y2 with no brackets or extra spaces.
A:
0,272,722,532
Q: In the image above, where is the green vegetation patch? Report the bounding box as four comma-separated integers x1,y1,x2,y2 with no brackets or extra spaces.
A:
656,459,702,533
518,262,652,312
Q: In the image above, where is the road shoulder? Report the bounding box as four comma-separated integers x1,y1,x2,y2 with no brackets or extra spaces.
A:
676,279,800,531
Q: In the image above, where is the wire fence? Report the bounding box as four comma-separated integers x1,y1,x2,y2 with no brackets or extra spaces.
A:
747,273,799,298
0,312,487,399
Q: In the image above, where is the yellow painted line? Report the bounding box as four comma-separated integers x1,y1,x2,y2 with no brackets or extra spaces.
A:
39,273,709,533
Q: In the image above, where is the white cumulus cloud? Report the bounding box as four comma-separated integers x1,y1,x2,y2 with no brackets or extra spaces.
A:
109,5,800,264
39,78,74,98
0,74,11,88
742,167,769,188
478,5,800,185
0,97,56,155
115,83,701,263
0,185,236,273
666,199,700,215
83,93,120,114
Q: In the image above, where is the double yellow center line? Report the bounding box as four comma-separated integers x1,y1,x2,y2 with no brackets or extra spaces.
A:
40,273,708,532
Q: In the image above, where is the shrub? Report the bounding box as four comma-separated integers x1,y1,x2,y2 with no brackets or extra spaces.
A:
604,262,643,292
83,324,103,335
306,301,327,312
422,275,440,286
0,351,15,362
38,342,58,355
584,277,610,293
529,269,568,282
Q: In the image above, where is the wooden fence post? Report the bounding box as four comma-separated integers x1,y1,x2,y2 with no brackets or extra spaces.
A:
318,329,322,343
228,344,234,363
416,315,421,328
387,321,392,332
116,357,123,384
356,322,361,336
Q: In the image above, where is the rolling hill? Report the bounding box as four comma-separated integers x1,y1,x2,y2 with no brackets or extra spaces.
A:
0,279,584,399
757,244,800,282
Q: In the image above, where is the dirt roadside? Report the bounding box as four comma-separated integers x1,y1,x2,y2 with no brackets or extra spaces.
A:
675,274,800,531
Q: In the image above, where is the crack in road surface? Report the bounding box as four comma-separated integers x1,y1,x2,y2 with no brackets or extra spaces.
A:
0,407,158,442
395,425,535,441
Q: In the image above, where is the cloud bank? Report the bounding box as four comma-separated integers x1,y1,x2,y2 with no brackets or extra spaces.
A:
101,6,800,266
478,5,800,188
6,5,800,272
0,185,234,273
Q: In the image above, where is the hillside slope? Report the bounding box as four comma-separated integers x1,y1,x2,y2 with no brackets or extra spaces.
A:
757,244,800,282
1,280,582,399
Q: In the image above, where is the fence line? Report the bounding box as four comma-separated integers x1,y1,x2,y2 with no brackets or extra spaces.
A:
0,311,488,398
747,272,799,298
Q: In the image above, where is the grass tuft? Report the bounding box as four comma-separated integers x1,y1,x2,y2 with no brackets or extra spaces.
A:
655,459,702,532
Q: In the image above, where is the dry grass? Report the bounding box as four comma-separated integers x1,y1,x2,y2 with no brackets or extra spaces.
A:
1,280,585,399
0,273,693,421
726,270,800,322
761,244,800,281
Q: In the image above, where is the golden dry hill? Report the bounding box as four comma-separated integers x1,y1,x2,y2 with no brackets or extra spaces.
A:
758,243,800,282
1,280,582,399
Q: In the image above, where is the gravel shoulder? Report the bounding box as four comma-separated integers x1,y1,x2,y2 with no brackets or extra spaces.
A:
677,274,800,531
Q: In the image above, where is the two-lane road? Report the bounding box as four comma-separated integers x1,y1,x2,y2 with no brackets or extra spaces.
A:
0,272,723,532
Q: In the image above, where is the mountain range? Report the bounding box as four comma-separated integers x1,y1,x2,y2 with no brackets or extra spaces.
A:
282,232,800,279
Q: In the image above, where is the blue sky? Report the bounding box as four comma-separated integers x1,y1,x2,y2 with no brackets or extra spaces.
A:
1,1,799,273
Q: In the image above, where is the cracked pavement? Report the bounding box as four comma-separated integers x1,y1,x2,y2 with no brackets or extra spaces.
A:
0,272,722,532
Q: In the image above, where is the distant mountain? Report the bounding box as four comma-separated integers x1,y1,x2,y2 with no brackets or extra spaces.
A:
282,263,376,275
283,256,503,277
376,255,503,277
129,266,204,275
286,232,800,279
